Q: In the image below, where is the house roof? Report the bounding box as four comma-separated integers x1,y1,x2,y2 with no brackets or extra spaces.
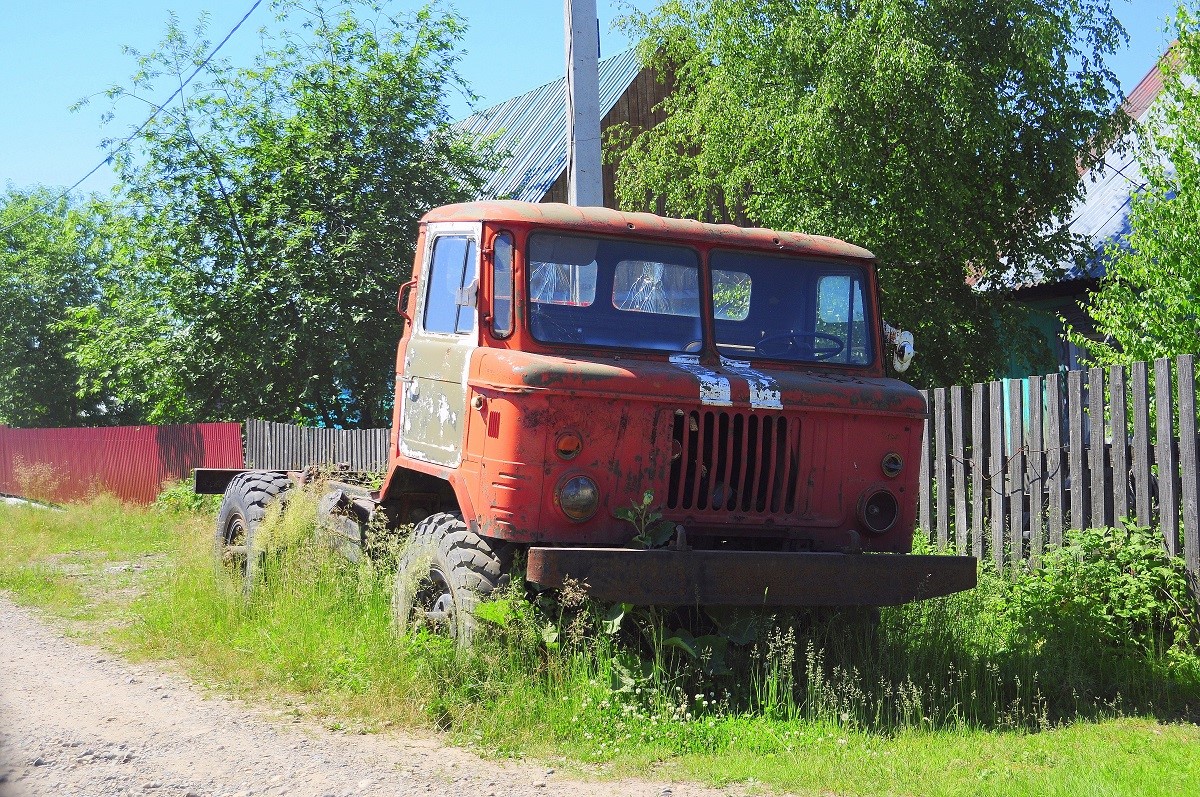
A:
454,48,643,203
1059,50,1174,281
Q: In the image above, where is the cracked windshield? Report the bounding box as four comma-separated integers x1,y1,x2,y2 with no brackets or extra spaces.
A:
528,232,703,352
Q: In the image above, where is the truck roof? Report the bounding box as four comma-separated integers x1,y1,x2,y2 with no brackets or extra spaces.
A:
421,201,876,263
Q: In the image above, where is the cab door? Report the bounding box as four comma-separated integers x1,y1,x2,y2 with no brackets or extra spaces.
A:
399,222,480,468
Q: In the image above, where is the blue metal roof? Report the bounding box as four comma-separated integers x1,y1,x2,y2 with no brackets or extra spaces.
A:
455,48,644,202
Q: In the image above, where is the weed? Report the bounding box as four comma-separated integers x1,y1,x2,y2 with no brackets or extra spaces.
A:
154,479,220,515
11,455,63,504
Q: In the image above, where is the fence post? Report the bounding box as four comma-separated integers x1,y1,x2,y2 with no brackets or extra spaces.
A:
989,380,1006,569
1131,361,1153,526
1155,358,1180,556
1028,375,1045,564
1068,370,1086,532
1008,378,1025,565
951,385,969,552
1109,366,1131,525
1177,355,1200,589
934,388,950,549
1089,367,1109,528
1046,372,1065,547
971,383,986,560
919,389,932,537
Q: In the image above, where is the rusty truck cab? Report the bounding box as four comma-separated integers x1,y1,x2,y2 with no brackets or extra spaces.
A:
381,201,974,607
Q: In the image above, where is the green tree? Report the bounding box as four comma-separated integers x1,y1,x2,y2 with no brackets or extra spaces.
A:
0,189,118,427
72,0,493,427
614,0,1130,387
1076,5,1200,366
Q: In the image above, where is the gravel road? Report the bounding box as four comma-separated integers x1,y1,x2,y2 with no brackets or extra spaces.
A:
0,597,731,797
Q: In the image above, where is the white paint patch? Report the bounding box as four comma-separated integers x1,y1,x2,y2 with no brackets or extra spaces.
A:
669,354,731,406
720,357,784,410
436,393,453,429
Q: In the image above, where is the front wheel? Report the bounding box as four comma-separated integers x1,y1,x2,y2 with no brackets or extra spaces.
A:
214,471,292,591
392,513,512,645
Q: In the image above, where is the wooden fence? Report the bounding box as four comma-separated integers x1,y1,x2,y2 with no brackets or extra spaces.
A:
244,420,390,472
916,354,1200,586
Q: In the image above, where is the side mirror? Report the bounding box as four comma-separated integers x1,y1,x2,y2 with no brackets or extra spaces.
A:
883,322,915,373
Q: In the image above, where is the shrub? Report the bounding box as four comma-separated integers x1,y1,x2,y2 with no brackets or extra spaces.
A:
1007,525,1199,660
154,478,220,515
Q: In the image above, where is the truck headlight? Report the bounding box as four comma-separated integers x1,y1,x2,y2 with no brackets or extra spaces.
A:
858,489,899,534
557,475,599,521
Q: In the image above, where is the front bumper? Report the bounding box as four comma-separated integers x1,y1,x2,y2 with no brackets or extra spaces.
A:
526,547,977,606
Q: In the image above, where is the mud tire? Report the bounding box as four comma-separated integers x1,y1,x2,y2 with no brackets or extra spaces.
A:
214,471,293,591
392,512,512,645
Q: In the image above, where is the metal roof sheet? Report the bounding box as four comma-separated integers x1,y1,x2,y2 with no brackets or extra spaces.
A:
454,48,643,202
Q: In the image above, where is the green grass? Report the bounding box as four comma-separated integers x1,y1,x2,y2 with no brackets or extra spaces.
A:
1,491,1199,796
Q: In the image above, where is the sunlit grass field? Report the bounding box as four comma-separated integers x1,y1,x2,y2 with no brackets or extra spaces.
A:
1,487,1199,796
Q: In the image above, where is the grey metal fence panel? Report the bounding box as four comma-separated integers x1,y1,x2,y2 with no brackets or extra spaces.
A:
244,420,390,472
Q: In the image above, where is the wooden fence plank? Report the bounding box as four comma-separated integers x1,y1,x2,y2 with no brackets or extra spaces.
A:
935,388,950,549
1089,367,1109,528
1177,355,1200,588
1008,379,1026,565
971,383,986,560
951,385,969,552
989,380,1005,569
1109,366,1130,525
1068,370,1086,532
919,390,931,537
1155,358,1180,555
1132,361,1153,526
1046,373,1065,547
1028,375,1045,563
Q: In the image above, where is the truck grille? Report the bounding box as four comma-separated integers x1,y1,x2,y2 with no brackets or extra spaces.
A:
666,409,802,514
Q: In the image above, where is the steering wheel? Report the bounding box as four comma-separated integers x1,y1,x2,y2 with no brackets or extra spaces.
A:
755,331,845,360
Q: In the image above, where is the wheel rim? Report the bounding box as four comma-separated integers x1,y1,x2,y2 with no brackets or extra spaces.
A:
411,565,457,636
222,516,247,573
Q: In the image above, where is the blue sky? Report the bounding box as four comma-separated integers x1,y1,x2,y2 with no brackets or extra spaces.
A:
0,1,1182,195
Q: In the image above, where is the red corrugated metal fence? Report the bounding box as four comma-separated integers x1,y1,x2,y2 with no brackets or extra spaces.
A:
0,423,244,505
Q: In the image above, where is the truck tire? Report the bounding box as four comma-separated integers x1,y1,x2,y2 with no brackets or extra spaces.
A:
392,512,512,645
214,471,293,590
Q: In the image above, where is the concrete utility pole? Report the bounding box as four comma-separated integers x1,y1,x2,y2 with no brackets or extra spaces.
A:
564,0,603,207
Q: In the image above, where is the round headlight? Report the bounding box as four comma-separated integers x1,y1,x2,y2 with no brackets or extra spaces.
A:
558,475,599,521
859,489,899,534
881,452,903,478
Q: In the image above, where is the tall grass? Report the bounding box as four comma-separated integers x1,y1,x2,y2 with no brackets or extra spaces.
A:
2,487,1199,793
117,483,1200,746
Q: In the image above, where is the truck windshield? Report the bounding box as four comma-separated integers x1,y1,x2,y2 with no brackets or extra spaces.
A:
528,232,703,353
711,250,873,366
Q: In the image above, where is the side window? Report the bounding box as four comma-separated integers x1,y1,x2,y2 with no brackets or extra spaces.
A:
423,235,477,335
491,232,514,338
816,274,869,364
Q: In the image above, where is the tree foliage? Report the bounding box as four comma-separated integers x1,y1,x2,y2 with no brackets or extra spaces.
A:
69,0,493,427
614,0,1130,387
1076,4,1200,366
0,189,117,427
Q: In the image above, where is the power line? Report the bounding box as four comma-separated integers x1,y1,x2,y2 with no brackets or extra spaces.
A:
0,0,263,235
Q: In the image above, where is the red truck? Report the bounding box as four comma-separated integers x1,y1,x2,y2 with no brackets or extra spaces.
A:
199,201,975,639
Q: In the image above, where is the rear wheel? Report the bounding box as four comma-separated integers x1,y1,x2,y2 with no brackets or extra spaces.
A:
392,512,512,645
214,471,292,590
